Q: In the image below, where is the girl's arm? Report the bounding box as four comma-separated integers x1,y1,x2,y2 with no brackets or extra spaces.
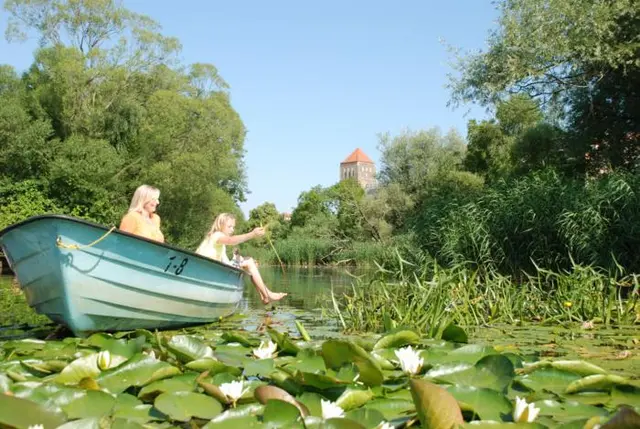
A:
216,227,265,246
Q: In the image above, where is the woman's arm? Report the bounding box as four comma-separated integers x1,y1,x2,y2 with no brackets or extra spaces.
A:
216,227,264,246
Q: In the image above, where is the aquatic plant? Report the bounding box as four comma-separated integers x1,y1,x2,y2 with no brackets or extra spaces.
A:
0,323,637,428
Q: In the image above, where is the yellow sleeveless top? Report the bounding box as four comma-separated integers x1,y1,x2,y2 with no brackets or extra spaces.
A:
119,211,165,243
195,232,230,264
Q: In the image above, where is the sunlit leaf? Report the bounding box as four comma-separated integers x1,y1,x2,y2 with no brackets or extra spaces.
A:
153,391,222,422
409,378,463,429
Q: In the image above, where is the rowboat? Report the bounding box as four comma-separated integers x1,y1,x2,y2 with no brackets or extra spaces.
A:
0,215,245,336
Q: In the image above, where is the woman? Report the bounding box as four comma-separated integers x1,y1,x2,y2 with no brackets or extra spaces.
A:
119,185,165,243
196,213,287,304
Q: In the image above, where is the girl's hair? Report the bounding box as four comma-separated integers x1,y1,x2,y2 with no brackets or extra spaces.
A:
208,213,235,235
128,185,160,213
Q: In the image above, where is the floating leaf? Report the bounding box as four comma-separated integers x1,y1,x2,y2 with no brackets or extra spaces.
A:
409,378,463,429
154,391,222,422
427,354,514,392
565,374,630,394
203,403,264,428
601,406,640,429
97,354,180,393
267,327,301,355
262,399,303,426
446,385,512,421
185,357,242,375
518,360,607,377
137,373,197,401
294,370,350,390
534,399,607,422
362,398,414,420
0,393,67,429
441,324,468,343
515,368,582,395
61,390,116,419
322,340,384,386
373,330,420,350
255,385,309,417
164,335,214,362
336,388,374,411
344,408,386,429
244,358,275,378
610,385,640,408
222,331,260,347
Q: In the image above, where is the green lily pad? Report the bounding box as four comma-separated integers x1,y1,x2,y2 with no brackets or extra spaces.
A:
255,385,310,417
322,340,384,386
441,324,468,343
85,333,142,360
344,408,386,429
565,374,630,394
61,390,116,419
296,392,324,417
460,423,546,428
244,358,276,377
214,345,252,366
221,331,260,347
0,393,67,429
534,399,607,421
294,370,350,390
518,360,607,377
409,379,464,429
262,399,303,426
267,327,301,355
0,373,13,393
610,385,640,408
427,354,514,392
515,368,583,394
362,398,414,420
304,417,367,429
154,391,222,422
164,335,214,362
335,388,374,411
56,417,102,429
97,354,180,393
203,403,264,428
373,330,420,350
285,350,327,373
185,357,242,375
446,385,512,421
137,373,197,400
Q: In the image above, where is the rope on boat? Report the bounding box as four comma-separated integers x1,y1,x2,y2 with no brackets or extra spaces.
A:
56,226,116,250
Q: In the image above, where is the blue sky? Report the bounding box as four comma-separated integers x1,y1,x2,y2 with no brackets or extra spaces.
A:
0,1,497,216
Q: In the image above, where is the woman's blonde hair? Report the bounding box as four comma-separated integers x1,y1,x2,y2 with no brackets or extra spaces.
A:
128,185,160,213
207,213,235,235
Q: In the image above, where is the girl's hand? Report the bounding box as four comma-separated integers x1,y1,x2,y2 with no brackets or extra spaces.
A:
252,227,266,238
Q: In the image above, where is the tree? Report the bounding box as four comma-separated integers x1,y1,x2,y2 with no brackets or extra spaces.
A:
290,186,331,228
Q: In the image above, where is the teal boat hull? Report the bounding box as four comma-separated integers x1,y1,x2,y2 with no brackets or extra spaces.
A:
0,215,245,336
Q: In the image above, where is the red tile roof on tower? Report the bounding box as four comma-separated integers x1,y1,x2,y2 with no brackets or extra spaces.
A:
341,148,373,164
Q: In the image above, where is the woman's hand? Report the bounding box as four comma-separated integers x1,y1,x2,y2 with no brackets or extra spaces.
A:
252,227,266,238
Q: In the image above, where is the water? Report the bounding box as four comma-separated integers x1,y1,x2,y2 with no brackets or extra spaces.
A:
1,268,638,377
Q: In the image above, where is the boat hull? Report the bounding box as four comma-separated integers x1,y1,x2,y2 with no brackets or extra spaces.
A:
0,215,245,336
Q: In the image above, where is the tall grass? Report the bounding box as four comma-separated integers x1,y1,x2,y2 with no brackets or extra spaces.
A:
414,170,640,274
329,256,639,334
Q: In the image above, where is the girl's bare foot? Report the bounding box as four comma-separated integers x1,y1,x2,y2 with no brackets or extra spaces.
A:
267,291,287,302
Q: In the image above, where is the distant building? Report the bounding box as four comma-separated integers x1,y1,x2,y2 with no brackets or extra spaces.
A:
340,148,377,192
281,212,292,222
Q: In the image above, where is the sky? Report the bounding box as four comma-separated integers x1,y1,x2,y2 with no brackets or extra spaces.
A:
0,1,498,216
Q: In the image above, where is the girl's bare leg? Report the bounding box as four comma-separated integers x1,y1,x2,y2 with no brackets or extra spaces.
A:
241,258,287,304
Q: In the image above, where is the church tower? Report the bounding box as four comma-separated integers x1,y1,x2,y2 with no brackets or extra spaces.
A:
340,148,377,191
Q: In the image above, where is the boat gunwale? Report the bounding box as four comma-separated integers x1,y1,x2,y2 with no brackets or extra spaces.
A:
0,214,245,276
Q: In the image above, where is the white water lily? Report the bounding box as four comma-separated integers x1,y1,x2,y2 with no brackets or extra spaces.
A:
219,380,249,405
28,425,44,429
143,349,156,359
376,422,394,429
394,346,424,375
252,340,277,359
321,399,345,419
513,396,540,423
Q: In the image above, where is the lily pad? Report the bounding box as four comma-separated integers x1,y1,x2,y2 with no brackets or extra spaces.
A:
137,373,197,400
244,358,276,378
515,368,582,395
565,374,630,394
97,354,180,393
534,399,608,422
335,388,374,411
0,393,67,429
362,398,415,420
255,385,309,417
446,385,512,421
154,391,222,421
164,335,214,362
222,331,261,347
55,353,101,385
373,329,420,350
61,390,116,419
409,378,464,429
322,340,384,386
427,354,514,392
203,403,264,428
185,357,242,375
262,399,303,426
441,324,468,343
267,327,301,355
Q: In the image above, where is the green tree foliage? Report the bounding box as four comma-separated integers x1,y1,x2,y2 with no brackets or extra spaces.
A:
450,0,639,170
0,0,247,248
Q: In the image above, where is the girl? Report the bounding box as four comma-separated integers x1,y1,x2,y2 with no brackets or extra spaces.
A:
196,213,287,304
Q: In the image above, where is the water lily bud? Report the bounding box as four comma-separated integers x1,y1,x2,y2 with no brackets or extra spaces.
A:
97,350,112,370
